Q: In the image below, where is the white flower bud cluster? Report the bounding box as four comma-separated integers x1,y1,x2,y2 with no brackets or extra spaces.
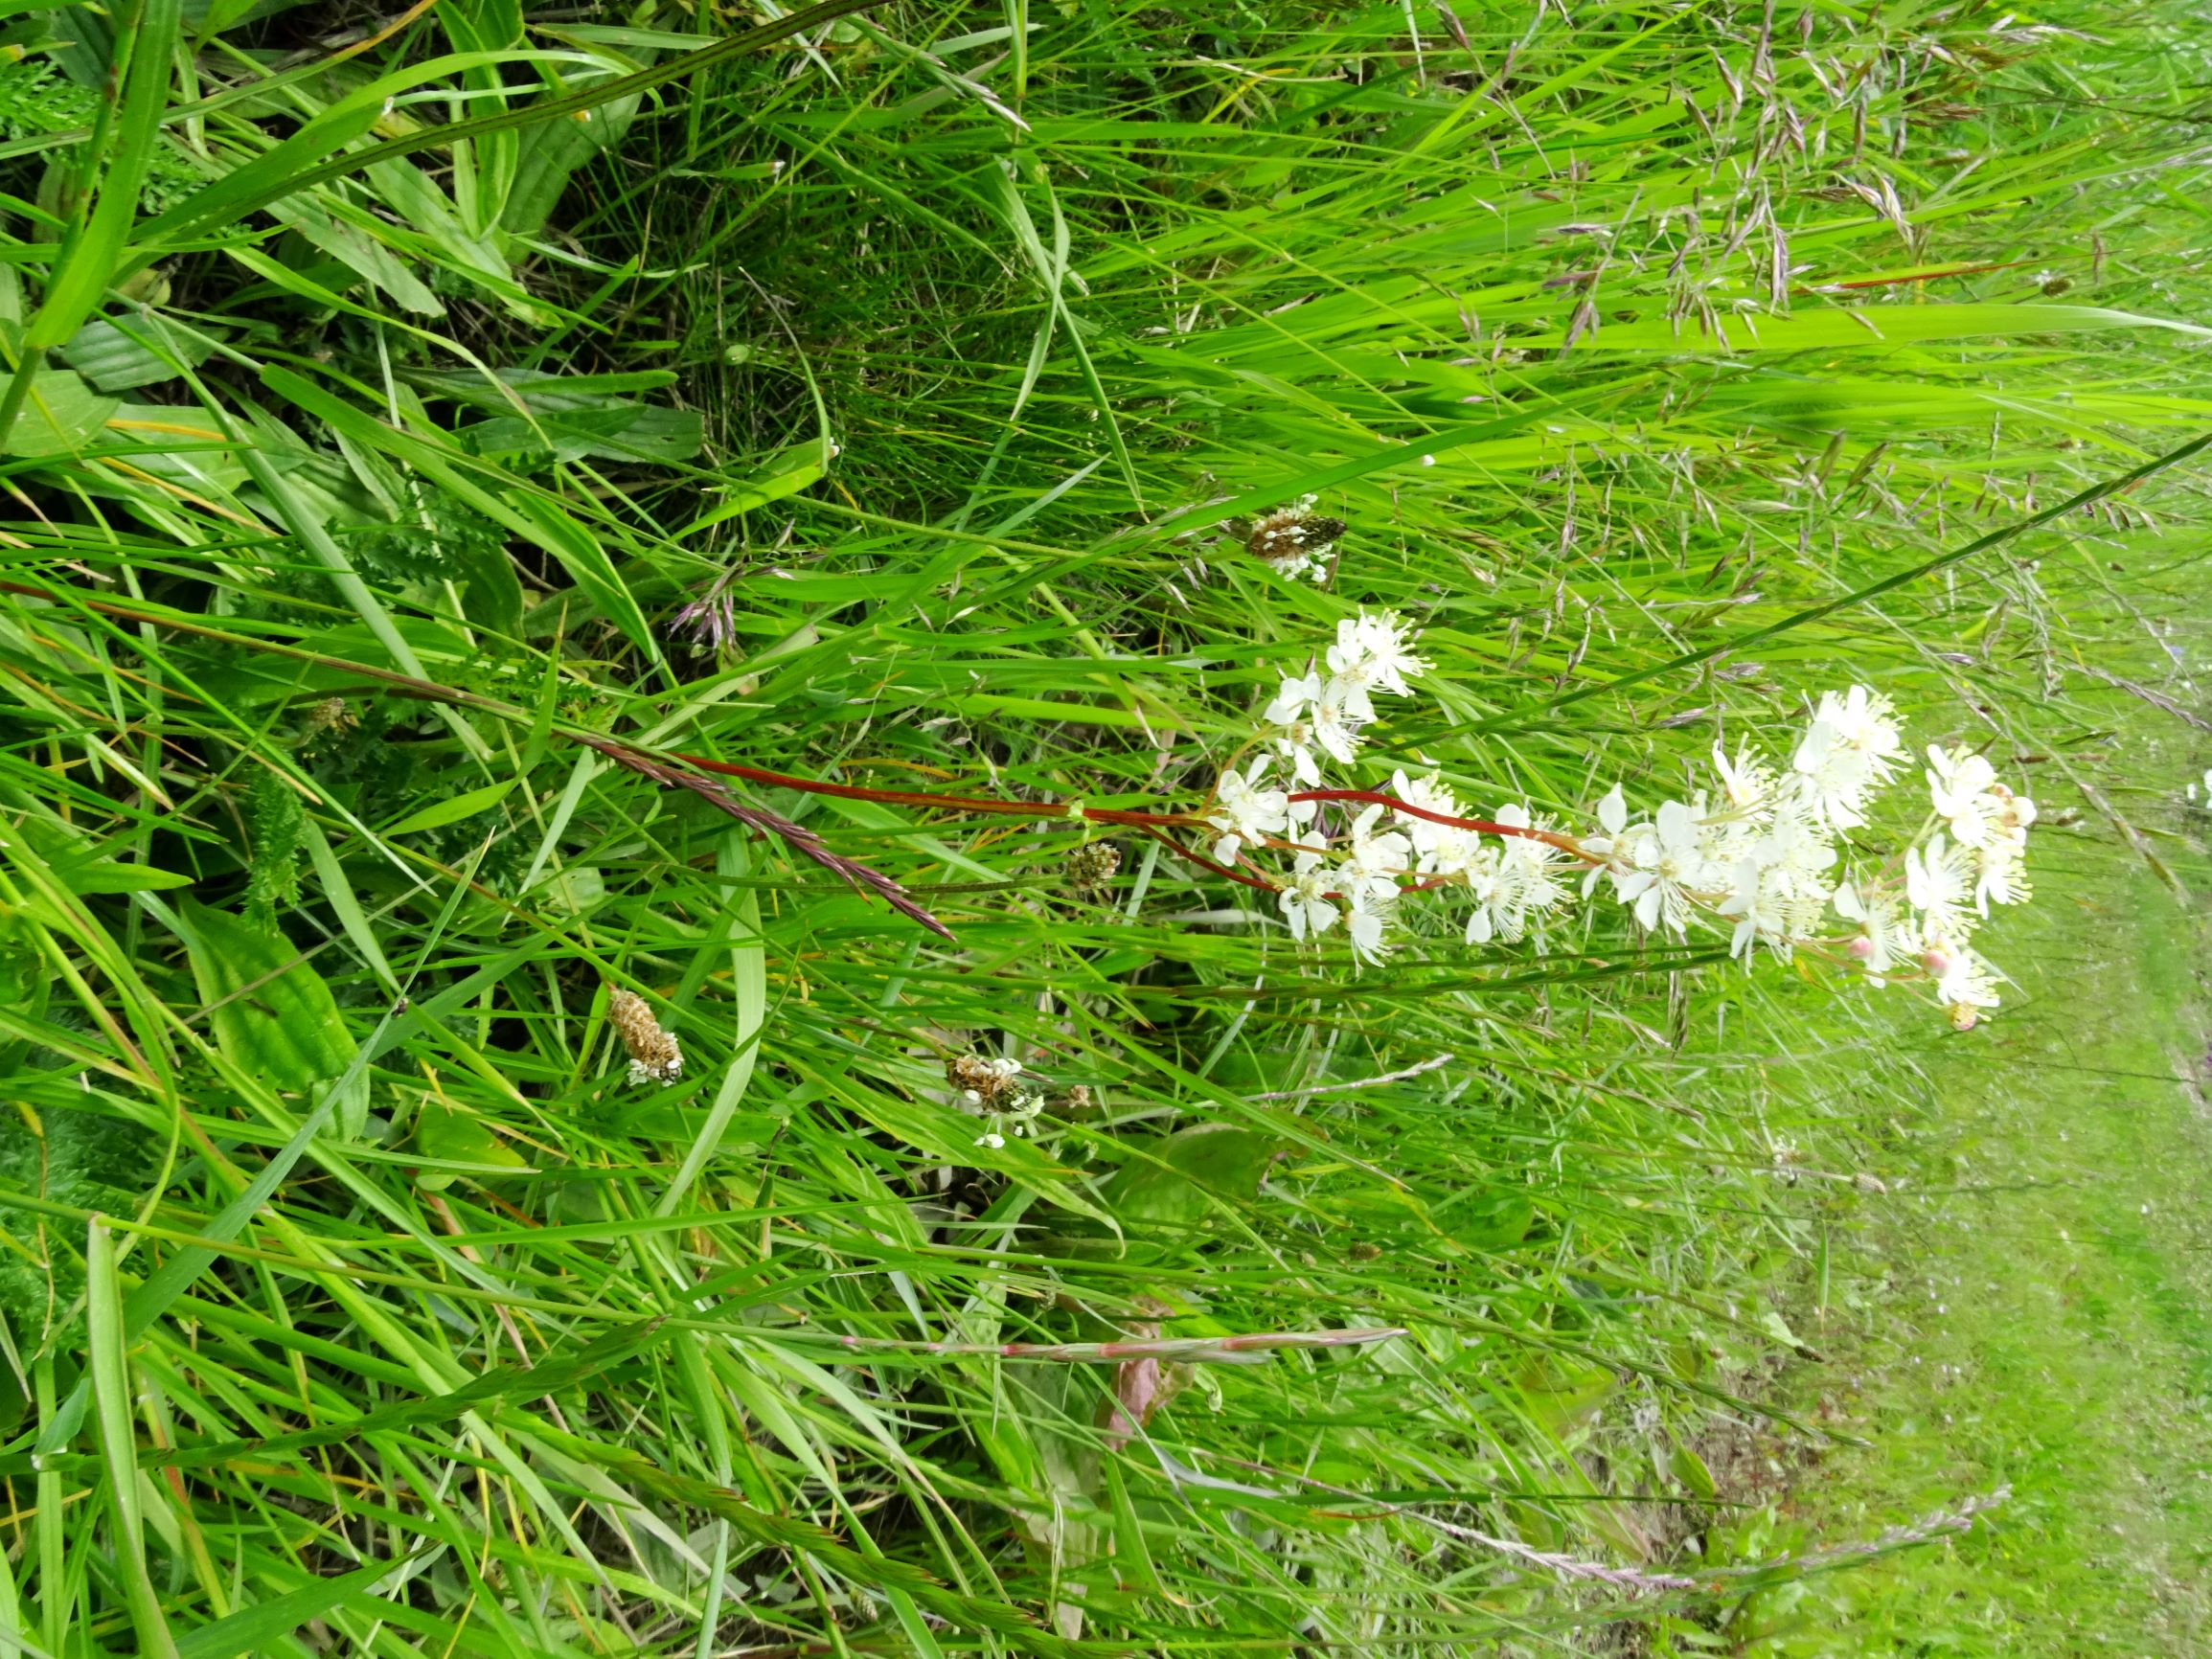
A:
948,1054,1042,1149
1196,620,2039,1028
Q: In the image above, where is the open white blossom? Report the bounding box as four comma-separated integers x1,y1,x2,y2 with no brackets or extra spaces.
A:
1280,851,1339,941
1207,757,1289,865
1613,800,1708,933
1834,880,1909,976
1790,718,1876,829
1927,745,2001,845
1390,768,1463,858
1719,859,1793,960
1711,742,1777,817
1905,833,1976,941
1264,672,1328,785
1815,686,1904,785
1326,612,1426,699
1203,641,2033,1026
1935,950,2002,1030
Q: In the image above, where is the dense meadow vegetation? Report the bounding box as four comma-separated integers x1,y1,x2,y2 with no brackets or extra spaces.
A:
1,0,2208,1652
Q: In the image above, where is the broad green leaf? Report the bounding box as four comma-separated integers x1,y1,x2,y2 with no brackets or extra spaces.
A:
680,438,832,534
1102,1124,1282,1228
1671,1440,1719,1501
2,370,119,457
404,366,681,407
411,1100,531,1189
57,317,213,391
50,858,194,895
501,70,643,237
178,898,366,1138
1456,1193,1536,1251
383,779,516,835
460,403,702,466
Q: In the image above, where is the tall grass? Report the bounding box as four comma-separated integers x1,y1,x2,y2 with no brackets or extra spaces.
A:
0,0,2207,1651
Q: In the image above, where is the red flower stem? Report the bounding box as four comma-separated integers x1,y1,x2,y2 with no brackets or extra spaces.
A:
660,761,1614,889
1139,824,1282,894
669,750,1197,830
1285,788,1594,857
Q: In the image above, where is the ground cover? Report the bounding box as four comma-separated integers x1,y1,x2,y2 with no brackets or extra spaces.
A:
0,0,2209,1653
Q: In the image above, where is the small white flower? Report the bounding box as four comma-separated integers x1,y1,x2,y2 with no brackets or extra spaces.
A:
1905,833,1976,940
1973,836,2031,914
1280,852,1339,942
1926,744,2000,846
1459,843,1510,944
1833,879,1907,976
1616,799,1707,933
1582,783,1638,897
1206,757,1290,865
1265,670,1322,727
1344,804,1412,887
1390,768,1463,856
1790,717,1875,829
1814,686,1904,784
1325,611,1426,698
974,1130,1007,1150
1345,895,1393,966
1934,951,2001,1030
1310,684,1364,764
1487,804,1567,940
1711,742,1775,815
1720,858,1791,960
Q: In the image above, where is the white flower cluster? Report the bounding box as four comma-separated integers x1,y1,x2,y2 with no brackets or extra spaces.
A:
951,1055,1042,1149
1197,618,2039,1029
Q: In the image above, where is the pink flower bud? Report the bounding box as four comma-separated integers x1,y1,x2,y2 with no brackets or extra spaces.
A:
1847,936,1876,960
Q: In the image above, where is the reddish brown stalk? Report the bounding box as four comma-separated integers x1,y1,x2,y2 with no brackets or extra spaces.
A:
1137,823,1281,894
4,574,1601,921
668,749,1195,829
1286,788,1592,855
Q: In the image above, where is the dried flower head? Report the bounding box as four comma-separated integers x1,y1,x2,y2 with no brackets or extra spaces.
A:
946,1052,1024,1106
304,696,356,735
1238,495,1344,582
671,587,741,657
607,987,683,1085
1065,840,1122,895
